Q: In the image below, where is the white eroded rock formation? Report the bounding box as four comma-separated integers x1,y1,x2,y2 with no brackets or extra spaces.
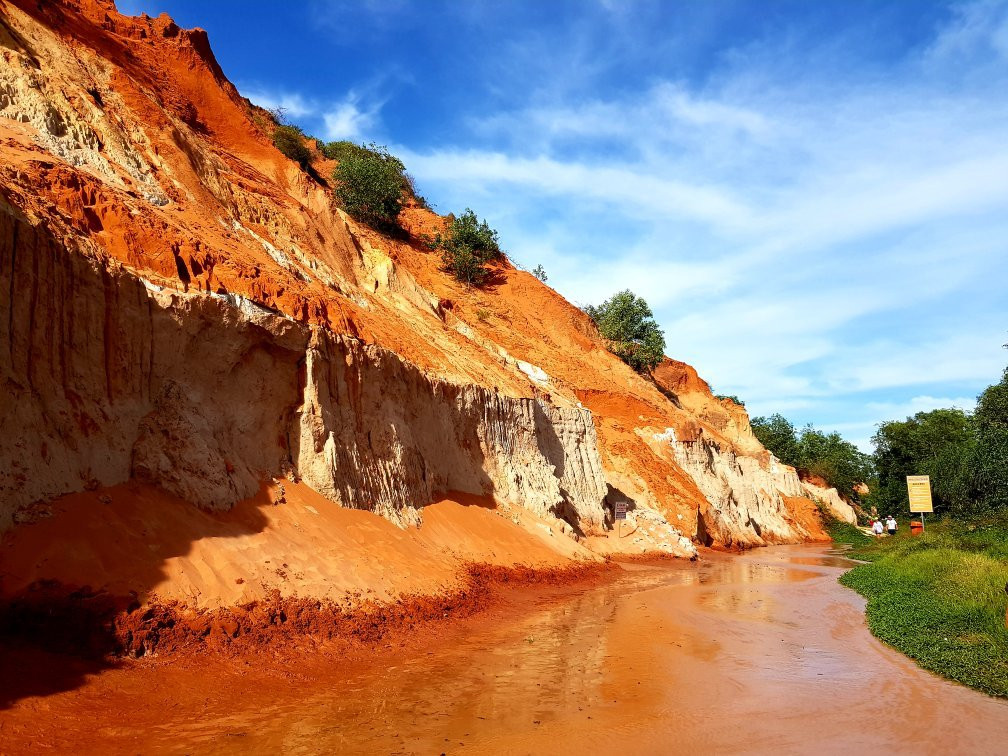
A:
0,202,611,538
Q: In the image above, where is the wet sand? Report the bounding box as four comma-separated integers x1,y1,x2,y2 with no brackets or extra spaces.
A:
3,544,1007,754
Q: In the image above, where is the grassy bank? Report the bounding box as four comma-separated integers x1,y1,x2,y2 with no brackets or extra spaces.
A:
827,520,873,548
836,516,1008,697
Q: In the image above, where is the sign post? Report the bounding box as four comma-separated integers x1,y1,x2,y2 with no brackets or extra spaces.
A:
906,475,934,532
615,500,627,538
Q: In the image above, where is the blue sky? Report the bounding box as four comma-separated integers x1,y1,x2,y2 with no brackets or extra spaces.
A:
121,0,1008,450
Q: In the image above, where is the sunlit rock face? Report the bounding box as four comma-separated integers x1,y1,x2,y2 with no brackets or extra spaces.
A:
0,0,831,555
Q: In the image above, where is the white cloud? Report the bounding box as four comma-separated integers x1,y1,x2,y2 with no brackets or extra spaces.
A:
400,149,754,229
654,83,771,135
322,95,379,141
237,85,383,142
398,2,1008,447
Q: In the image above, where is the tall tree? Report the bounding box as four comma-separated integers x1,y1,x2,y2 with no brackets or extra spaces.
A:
871,408,976,514
972,366,1008,509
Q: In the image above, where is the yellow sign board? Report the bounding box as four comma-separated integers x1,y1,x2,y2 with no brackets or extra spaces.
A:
906,475,934,513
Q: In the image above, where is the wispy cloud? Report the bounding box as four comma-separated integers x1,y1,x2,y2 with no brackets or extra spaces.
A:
239,85,383,142
322,93,381,141
241,88,316,119
397,0,1008,440
401,149,754,228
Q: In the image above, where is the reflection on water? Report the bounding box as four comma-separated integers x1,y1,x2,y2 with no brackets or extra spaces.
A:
189,547,851,753
789,555,860,568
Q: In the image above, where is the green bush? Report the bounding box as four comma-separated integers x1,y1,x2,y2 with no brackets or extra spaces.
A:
432,209,502,286
751,414,800,464
322,140,367,162
332,143,407,230
584,290,666,373
272,125,312,170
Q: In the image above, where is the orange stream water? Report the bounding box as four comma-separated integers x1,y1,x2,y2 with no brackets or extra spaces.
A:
3,544,1006,754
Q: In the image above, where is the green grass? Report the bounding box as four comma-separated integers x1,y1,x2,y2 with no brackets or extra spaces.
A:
836,515,1008,697
828,520,873,548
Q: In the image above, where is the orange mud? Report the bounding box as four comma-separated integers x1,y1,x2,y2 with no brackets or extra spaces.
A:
3,544,1007,753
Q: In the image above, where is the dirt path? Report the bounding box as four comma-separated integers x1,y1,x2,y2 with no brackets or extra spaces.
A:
2,544,1006,754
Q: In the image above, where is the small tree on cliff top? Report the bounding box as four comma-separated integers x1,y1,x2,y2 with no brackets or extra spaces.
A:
584,290,666,373
431,209,502,286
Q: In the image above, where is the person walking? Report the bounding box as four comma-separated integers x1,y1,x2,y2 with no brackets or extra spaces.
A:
886,515,898,536
872,518,885,537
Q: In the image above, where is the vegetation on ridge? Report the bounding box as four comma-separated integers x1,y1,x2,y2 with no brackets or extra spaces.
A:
331,143,409,231
429,209,503,286
584,290,666,373
272,124,313,170
750,413,872,502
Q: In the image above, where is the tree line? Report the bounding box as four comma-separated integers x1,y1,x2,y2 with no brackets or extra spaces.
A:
752,365,1008,516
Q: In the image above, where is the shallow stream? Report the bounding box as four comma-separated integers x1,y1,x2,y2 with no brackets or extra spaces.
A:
4,544,1007,754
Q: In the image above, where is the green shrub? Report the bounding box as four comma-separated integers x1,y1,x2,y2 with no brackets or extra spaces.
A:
584,290,666,373
332,143,406,230
751,414,800,464
324,141,430,207
272,124,312,170
322,140,368,162
432,209,502,286
532,264,548,282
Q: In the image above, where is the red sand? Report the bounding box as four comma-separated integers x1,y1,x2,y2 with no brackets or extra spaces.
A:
0,480,607,659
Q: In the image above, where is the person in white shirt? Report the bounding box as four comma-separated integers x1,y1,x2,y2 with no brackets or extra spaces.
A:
886,516,898,536
872,519,885,537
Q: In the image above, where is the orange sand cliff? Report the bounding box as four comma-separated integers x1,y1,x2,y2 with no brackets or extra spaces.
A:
0,0,849,640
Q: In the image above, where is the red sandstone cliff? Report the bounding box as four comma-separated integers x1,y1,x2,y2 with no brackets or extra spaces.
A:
0,0,847,643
